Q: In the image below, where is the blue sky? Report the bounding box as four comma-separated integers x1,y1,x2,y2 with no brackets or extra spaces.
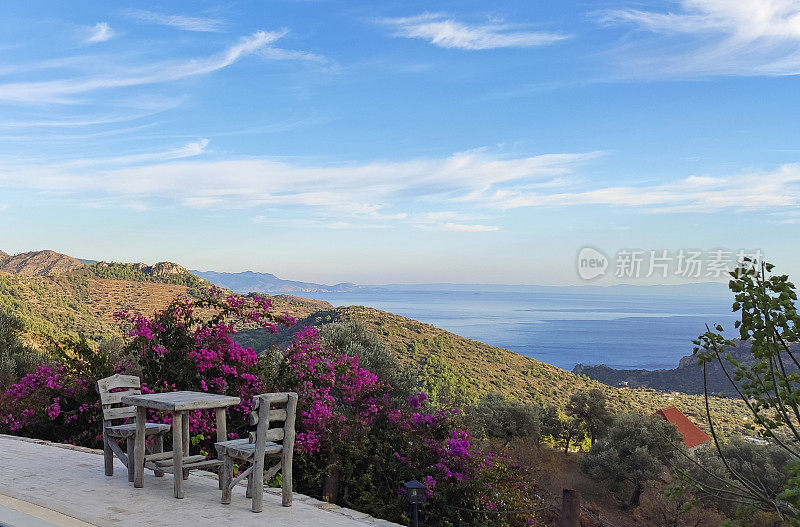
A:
0,0,798,285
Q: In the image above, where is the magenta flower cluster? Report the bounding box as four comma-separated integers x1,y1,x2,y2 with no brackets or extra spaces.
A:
282,327,386,453
114,292,296,439
277,327,530,513
1,364,101,444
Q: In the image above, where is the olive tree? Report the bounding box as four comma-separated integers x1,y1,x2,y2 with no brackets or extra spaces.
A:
471,392,542,443
580,412,682,508
567,388,613,446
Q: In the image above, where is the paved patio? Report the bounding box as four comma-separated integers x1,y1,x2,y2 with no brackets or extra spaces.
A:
0,435,400,527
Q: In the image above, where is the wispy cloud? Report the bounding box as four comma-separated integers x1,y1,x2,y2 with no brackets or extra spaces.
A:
601,0,800,77
382,13,568,50
413,211,499,232
0,146,592,229
468,166,800,213
0,30,294,103
85,22,114,44
442,222,499,232
3,142,796,230
59,139,210,168
124,9,225,32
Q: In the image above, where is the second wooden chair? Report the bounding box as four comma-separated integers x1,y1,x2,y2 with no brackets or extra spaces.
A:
215,392,298,512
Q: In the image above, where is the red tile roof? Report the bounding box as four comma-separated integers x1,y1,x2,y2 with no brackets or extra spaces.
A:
654,406,711,448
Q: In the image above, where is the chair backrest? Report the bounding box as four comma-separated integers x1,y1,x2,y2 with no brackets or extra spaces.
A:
96,374,142,424
248,392,298,450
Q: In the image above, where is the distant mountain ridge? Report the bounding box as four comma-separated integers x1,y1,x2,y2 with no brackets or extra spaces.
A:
376,282,731,296
573,339,800,396
191,270,367,294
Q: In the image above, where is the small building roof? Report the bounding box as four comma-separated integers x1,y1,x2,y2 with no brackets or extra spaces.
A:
654,406,711,448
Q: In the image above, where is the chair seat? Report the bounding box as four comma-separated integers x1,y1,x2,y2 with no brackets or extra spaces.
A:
106,422,170,438
215,439,282,460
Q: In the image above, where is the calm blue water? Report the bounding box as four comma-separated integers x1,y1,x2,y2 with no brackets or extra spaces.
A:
298,289,738,371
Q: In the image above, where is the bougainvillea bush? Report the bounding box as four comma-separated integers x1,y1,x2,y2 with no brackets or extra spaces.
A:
113,289,295,446
0,336,111,445
1,290,295,451
0,291,539,526
273,327,538,526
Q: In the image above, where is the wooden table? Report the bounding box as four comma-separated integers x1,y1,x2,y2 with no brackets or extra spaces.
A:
121,391,241,498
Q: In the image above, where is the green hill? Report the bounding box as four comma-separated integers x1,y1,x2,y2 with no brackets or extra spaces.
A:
0,249,749,436
238,305,749,436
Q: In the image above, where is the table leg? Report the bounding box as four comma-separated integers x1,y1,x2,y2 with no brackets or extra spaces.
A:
215,408,227,490
215,408,227,443
182,411,190,480
134,407,146,488
172,411,184,499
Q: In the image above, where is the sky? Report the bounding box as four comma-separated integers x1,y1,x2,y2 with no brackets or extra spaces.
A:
0,0,798,285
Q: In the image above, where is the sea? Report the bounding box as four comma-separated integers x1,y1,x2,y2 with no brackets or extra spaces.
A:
298,285,739,372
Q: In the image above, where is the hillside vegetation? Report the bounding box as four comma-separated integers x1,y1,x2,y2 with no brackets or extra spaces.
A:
0,249,749,436
337,307,749,435
239,305,749,436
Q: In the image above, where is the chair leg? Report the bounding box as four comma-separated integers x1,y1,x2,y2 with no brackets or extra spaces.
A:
282,455,293,507
251,472,263,512
252,454,265,513
102,429,114,476
126,438,135,482
246,472,253,498
221,456,233,505
154,434,165,477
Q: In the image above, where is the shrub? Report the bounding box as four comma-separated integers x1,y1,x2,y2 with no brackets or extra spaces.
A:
469,392,542,443
580,413,682,508
1,290,295,452
113,290,295,447
0,335,112,446
0,309,40,388
272,327,539,526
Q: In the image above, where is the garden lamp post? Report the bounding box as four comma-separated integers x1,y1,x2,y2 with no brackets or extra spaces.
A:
404,479,425,527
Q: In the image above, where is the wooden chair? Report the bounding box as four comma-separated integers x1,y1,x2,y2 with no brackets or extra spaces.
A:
97,374,171,481
215,392,298,512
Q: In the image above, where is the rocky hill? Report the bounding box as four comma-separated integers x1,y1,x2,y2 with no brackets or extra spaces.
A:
573,339,800,396
0,250,86,276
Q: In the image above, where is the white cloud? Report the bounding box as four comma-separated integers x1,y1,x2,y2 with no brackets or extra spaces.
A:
0,31,287,103
602,0,800,77
60,139,210,168
383,13,568,50
86,22,114,44
412,210,499,232
2,144,797,230
442,222,499,232
0,147,592,229
469,167,800,213
124,9,225,32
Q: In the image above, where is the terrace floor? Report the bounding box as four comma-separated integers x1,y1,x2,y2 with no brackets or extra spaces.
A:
0,435,400,527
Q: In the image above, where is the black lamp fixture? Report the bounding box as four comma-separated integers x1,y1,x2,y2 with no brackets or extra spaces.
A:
404,479,426,527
